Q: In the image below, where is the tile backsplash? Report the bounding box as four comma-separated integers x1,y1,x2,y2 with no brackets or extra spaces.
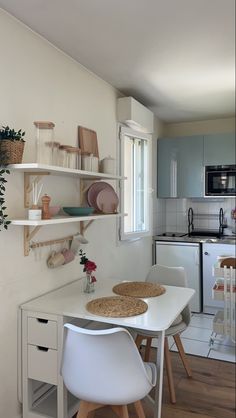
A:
153,198,236,235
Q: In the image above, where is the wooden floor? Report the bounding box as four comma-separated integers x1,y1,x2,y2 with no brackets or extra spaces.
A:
80,348,236,418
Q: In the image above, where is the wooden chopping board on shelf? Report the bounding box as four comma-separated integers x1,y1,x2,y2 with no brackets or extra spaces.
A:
78,126,99,158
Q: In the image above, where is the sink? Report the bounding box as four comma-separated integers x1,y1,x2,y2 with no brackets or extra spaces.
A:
205,238,219,243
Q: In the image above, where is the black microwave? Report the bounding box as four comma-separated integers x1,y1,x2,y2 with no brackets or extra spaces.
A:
205,165,236,196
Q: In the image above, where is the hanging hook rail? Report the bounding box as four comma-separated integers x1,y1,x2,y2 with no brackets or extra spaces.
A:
30,234,74,250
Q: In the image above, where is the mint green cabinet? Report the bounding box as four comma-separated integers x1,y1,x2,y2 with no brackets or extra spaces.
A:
204,133,235,165
157,133,235,198
157,136,204,198
157,138,179,198
178,136,204,198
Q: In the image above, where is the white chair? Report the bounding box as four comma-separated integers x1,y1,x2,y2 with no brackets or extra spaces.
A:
61,324,156,418
135,264,192,404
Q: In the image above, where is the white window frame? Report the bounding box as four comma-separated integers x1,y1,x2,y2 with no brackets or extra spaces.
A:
119,126,151,241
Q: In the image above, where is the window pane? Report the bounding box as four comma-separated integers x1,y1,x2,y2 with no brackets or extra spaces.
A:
123,135,148,234
124,136,134,233
135,138,148,232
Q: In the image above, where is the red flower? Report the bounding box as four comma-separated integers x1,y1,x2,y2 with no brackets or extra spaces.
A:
85,260,97,272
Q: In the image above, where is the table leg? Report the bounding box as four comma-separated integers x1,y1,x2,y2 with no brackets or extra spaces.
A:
154,331,165,418
57,316,68,418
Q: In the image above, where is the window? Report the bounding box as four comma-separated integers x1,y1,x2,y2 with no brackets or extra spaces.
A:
119,127,151,240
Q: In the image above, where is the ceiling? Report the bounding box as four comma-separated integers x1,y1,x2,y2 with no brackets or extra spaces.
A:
0,0,235,122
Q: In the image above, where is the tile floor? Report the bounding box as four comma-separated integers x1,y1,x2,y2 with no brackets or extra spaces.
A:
169,313,236,363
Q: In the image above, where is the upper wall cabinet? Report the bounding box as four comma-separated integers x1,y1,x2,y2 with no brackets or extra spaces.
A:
204,133,236,166
157,132,235,198
157,136,204,198
157,138,179,198
178,136,204,198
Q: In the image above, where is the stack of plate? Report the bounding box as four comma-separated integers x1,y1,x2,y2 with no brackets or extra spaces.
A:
87,182,119,214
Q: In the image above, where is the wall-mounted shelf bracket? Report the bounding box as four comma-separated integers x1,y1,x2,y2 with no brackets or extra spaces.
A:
24,172,50,208
24,225,42,256
80,220,94,236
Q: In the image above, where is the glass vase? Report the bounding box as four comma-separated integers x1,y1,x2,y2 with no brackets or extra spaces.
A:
84,272,95,293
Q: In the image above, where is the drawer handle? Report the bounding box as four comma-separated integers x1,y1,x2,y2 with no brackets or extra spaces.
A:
37,318,48,324
37,346,49,352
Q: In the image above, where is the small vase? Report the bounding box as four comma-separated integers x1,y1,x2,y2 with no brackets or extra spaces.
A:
84,272,95,293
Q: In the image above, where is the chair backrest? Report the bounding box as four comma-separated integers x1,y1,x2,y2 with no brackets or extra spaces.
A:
61,324,155,405
146,264,191,325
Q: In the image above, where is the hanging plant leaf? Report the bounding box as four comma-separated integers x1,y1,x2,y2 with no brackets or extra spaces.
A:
0,164,11,231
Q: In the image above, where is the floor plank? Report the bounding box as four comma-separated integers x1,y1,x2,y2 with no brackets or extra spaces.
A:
74,349,236,418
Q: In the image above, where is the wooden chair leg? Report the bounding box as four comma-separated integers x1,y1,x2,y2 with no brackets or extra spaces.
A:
76,400,104,418
134,400,146,418
144,337,152,362
135,334,144,350
164,337,176,404
174,334,192,377
111,405,130,418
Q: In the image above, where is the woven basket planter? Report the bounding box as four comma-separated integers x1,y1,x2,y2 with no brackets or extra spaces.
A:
0,140,25,164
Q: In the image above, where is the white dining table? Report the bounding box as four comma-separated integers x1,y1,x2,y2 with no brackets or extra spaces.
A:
19,277,195,418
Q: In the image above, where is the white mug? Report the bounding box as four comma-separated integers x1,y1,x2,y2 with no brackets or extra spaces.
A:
47,251,65,268
70,234,88,255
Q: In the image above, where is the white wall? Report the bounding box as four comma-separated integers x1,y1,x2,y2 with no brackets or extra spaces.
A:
163,117,235,137
0,10,161,418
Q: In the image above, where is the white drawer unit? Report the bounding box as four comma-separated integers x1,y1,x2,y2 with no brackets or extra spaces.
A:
28,317,58,349
20,310,81,418
28,344,58,385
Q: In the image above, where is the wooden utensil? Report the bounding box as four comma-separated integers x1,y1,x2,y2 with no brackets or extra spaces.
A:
78,126,99,158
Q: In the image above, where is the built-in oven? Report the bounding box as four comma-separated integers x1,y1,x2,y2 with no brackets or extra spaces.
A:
205,165,236,196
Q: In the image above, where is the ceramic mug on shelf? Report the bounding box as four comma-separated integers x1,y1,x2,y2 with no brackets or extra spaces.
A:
47,251,65,268
61,248,75,264
70,234,88,256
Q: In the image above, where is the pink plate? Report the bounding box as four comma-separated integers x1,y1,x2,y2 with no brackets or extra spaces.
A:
87,181,115,210
96,188,119,213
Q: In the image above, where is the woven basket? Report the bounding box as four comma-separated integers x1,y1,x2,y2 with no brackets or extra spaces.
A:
0,140,25,164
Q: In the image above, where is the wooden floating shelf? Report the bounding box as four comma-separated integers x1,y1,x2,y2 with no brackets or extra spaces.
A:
9,163,125,180
11,214,124,256
7,164,126,256
11,213,123,226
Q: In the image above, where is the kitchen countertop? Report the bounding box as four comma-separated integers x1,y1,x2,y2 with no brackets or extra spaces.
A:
153,235,236,245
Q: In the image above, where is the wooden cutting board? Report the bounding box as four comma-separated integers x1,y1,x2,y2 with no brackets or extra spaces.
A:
78,126,99,158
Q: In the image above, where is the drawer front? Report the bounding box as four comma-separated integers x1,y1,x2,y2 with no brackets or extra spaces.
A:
28,345,58,385
28,317,57,349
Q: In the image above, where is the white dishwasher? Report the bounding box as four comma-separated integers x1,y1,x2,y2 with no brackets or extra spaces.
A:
155,241,201,312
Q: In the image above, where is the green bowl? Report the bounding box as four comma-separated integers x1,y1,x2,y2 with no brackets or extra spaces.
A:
63,207,94,216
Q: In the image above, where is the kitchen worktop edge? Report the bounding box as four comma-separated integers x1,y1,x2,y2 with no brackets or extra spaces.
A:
153,235,236,244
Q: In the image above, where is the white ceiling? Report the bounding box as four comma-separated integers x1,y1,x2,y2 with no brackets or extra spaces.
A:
0,0,235,122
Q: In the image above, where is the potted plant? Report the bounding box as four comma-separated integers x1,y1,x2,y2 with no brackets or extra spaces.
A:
0,125,25,165
0,124,25,231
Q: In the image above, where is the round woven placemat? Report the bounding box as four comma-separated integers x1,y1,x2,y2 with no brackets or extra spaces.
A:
86,296,148,317
112,281,166,298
